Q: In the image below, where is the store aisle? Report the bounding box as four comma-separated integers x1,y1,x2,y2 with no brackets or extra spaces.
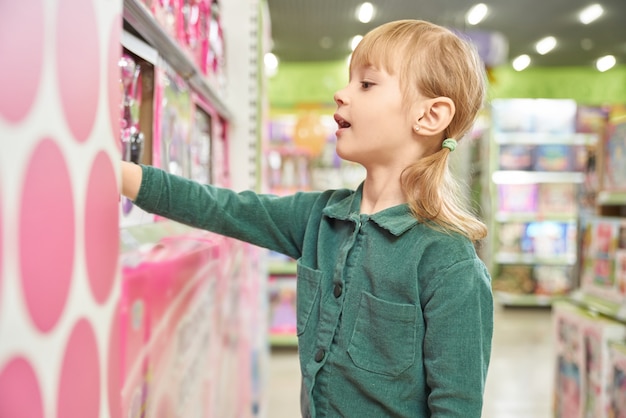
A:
267,305,555,417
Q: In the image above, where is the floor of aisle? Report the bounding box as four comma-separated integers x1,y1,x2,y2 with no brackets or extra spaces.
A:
266,305,555,418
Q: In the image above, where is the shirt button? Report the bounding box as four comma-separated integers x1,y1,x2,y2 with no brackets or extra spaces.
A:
333,283,342,298
314,349,325,362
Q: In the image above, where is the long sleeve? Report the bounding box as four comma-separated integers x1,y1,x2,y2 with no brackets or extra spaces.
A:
420,256,493,417
133,165,321,259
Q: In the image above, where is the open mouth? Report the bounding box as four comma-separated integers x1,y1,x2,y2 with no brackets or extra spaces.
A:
334,114,351,129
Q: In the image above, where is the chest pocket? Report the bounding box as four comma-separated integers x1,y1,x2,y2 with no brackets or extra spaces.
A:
348,291,417,376
296,262,322,336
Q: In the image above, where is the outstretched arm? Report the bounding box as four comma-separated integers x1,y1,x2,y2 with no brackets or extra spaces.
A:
121,160,143,201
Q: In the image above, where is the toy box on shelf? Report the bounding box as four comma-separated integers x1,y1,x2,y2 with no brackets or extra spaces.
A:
607,341,626,417
489,99,598,306
553,301,626,418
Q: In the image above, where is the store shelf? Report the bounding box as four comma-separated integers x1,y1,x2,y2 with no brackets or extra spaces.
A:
123,0,232,118
495,252,577,266
492,170,584,184
568,290,626,324
268,260,298,275
269,334,299,347
494,132,597,146
495,212,577,223
494,291,556,307
597,190,626,206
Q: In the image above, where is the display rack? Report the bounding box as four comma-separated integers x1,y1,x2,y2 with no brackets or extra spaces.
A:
549,103,626,418
488,98,597,306
118,0,269,416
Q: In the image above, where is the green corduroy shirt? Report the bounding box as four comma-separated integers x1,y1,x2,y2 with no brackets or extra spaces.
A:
133,165,494,418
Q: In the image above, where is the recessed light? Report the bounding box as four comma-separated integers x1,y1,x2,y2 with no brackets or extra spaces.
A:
579,4,604,24
319,37,333,49
351,35,363,51
580,38,594,50
357,2,375,23
512,54,531,71
535,36,557,55
264,52,278,77
466,3,489,25
596,55,616,72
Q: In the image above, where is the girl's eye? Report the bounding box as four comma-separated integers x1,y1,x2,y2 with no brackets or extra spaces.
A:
360,81,373,89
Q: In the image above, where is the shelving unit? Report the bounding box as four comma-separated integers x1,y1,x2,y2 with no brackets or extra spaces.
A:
118,1,270,416
488,98,597,306
551,105,626,418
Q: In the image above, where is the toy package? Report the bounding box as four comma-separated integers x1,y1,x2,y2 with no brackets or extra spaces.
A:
581,316,626,418
498,184,538,213
498,144,535,170
580,218,626,303
537,183,578,215
553,302,585,418
607,341,626,418
534,144,573,171
604,118,626,191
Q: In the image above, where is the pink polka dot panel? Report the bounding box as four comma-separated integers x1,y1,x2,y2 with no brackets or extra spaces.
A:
107,303,122,418
0,182,3,312
19,139,75,333
57,319,101,418
55,0,101,143
85,151,119,304
0,0,45,123
108,15,123,152
0,357,45,418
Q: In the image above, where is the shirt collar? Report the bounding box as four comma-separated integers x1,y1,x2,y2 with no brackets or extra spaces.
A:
322,183,418,236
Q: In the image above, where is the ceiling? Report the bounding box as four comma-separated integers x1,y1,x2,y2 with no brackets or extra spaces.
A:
265,0,626,68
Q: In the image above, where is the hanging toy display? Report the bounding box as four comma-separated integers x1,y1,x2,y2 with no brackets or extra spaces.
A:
119,53,145,215
119,53,144,165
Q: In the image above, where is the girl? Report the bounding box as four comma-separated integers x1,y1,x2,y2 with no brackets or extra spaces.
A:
121,19,493,418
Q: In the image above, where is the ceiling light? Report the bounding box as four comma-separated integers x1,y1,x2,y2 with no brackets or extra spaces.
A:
535,36,557,55
466,3,489,25
357,2,375,23
351,35,363,51
512,54,531,71
579,4,604,24
264,52,278,77
580,38,594,50
319,36,333,49
596,55,616,72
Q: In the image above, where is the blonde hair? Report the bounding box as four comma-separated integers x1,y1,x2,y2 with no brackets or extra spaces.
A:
351,19,488,241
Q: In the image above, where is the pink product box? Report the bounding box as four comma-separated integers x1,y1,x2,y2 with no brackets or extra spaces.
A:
580,219,626,303
553,302,586,418
120,233,223,418
604,121,626,191
498,184,538,213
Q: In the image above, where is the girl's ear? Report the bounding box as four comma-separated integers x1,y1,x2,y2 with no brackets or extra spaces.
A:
412,97,455,136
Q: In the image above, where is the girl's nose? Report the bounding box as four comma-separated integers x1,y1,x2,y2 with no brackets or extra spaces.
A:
334,89,346,106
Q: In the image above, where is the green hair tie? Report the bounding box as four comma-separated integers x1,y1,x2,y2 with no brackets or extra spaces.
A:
442,138,457,152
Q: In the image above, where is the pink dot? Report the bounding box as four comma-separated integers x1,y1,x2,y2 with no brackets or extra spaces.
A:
85,152,119,304
57,319,101,418
0,357,45,418
0,1,45,123
19,139,75,332
107,303,122,418
0,183,3,312
56,0,100,142
108,15,123,152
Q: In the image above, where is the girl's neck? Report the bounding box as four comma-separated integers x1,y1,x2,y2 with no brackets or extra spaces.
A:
359,173,406,214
